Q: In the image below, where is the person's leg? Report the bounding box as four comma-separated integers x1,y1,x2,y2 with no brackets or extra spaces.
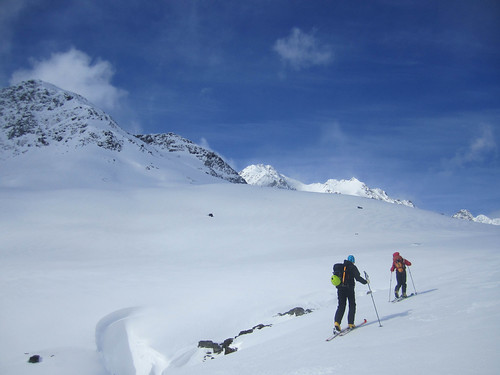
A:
334,288,347,328
347,288,356,325
402,271,408,296
395,272,403,297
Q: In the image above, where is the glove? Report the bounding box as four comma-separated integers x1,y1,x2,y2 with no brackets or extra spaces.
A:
366,276,370,284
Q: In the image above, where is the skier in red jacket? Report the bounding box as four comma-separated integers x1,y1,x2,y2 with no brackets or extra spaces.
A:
391,252,412,298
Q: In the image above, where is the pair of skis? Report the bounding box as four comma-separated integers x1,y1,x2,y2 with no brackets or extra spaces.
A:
325,319,367,341
391,293,415,303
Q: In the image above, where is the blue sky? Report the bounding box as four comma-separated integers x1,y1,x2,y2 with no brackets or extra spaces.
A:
1,0,499,217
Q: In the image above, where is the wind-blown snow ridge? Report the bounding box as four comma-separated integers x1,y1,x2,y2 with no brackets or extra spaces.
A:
0,80,245,187
96,307,168,375
240,164,414,207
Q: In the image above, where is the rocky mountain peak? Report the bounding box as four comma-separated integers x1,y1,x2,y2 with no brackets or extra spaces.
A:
0,79,130,155
0,80,245,186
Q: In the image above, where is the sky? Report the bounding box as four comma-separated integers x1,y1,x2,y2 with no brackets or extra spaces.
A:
1,0,499,217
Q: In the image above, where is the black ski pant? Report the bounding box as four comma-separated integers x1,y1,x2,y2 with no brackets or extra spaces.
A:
395,271,407,295
334,286,356,325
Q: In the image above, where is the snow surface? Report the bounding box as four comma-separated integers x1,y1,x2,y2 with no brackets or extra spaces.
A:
1,175,500,375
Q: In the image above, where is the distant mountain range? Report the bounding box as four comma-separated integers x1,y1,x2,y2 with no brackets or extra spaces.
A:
452,209,500,226
239,164,415,207
1,80,497,224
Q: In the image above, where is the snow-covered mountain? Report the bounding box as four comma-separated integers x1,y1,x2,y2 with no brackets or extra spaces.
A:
0,80,245,187
239,164,293,189
240,164,414,207
452,209,500,226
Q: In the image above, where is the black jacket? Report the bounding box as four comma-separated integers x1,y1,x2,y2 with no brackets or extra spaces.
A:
339,260,367,288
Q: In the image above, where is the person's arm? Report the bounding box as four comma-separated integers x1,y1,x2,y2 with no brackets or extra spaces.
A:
353,266,367,284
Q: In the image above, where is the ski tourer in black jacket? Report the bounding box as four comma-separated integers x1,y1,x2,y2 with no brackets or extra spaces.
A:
334,259,367,328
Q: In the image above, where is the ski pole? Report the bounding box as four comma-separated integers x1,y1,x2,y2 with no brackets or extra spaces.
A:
364,271,382,327
388,271,393,302
408,266,417,294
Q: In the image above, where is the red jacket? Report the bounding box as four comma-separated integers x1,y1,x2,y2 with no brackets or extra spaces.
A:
391,257,411,272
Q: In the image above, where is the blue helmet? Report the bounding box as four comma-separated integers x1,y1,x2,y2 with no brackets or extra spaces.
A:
347,255,355,263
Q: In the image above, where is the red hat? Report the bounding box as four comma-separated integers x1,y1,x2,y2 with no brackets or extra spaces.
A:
393,252,400,258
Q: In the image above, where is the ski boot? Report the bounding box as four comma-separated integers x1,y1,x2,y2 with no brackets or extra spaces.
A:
334,322,341,332
348,323,356,329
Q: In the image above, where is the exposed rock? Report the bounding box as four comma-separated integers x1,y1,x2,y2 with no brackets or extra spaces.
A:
198,338,237,355
278,307,313,317
28,355,41,363
198,307,312,360
237,323,272,336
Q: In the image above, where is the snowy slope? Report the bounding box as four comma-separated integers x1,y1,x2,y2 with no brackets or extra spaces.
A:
1,182,499,375
240,164,414,207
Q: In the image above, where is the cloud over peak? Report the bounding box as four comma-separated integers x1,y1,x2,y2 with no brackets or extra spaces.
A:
10,48,127,111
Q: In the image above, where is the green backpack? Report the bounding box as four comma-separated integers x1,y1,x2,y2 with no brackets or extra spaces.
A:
331,263,347,286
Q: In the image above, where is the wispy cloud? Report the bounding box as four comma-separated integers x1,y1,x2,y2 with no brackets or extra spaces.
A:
444,124,497,169
319,121,348,147
273,28,333,70
10,48,127,111
198,137,213,151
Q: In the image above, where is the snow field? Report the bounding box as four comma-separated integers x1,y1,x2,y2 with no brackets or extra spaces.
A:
1,183,499,375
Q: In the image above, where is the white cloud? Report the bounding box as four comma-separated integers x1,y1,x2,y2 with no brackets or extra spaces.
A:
10,48,127,111
450,125,497,166
273,28,333,70
441,125,497,175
